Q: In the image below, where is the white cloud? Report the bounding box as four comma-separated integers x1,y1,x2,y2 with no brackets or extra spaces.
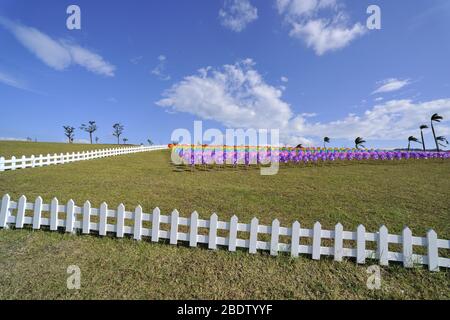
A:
374,97,384,102
293,99,450,140
219,0,258,32
372,78,411,94
156,59,292,130
151,55,170,81
0,137,28,142
156,59,449,146
276,0,366,55
0,16,115,76
280,76,289,82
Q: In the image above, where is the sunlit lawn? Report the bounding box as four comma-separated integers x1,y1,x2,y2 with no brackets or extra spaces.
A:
0,145,449,299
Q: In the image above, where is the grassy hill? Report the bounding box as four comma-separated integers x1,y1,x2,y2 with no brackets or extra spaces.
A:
0,141,132,158
0,146,449,299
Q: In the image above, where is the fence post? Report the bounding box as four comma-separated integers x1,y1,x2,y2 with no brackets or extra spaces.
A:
15,195,27,228
427,229,439,272
378,225,389,266
402,227,413,268
291,221,300,257
53,153,57,166
249,217,258,254
356,225,366,264
151,207,160,242
0,157,4,171
60,153,64,164
334,223,343,262
99,202,108,236
50,197,59,230
116,204,125,238
170,209,179,245
46,154,50,166
82,201,91,234
133,205,142,240
208,213,218,249
228,215,238,252
21,155,26,169
189,211,198,247
11,156,16,170
312,222,321,260
0,194,11,228
270,219,280,256
66,199,75,233
39,154,43,167
33,196,43,229
30,155,35,168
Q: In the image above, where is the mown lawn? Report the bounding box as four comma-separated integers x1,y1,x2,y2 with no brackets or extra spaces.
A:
0,146,449,299
0,141,128,158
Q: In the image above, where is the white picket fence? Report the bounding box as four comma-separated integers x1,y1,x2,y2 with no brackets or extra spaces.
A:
0,145,168,171
0,194,448,272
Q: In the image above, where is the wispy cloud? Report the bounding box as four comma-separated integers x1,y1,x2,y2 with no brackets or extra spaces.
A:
219,0,258,32
0,70,43,94
276,0,366,55
0,16,115,77
372,78,411,94
280,76,289,82
151,55,170,81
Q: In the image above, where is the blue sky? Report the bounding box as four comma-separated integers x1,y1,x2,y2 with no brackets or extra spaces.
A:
0,0,449,148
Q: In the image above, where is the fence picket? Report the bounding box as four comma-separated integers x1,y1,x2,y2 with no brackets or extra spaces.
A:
249,217,259,254
402,227,413,268
11,156,16,170
270,219,280,256
378,225,389,266
32,196,43,229
133,205,143,240
82,201,91,234
357,225,366,264
116,204,125,238
99,202,108,236
0,157,4,171
66,199,75,233
427,229,439,272
21,155,26,169
50,197,59,231
170,210,179,245
189,211,198,247
208,213,218,249
312,222,321,260
0,194,10,228
334,223,343,262
15,195,27,228
291,221,300,257
151,207,160,242
228,215,238,252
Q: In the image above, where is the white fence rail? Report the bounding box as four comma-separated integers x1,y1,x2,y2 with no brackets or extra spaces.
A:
0,194,448,272
0,145,168,172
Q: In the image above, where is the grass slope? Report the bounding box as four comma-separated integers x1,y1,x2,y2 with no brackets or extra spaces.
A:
0,141,130,158
0,147,449,299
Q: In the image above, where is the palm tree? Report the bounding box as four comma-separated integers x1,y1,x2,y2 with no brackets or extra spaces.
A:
354,137,366,149
419,125,428,151
123,138,128,144
407,136,422,151
431,113,443,152
436,136,448,150
323,137,330,149
147,139,154,146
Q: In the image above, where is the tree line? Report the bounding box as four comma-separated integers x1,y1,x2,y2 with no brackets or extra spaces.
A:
63,121,154,146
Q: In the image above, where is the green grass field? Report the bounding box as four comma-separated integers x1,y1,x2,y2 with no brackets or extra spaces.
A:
0,141,129,158
0,143,449,299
